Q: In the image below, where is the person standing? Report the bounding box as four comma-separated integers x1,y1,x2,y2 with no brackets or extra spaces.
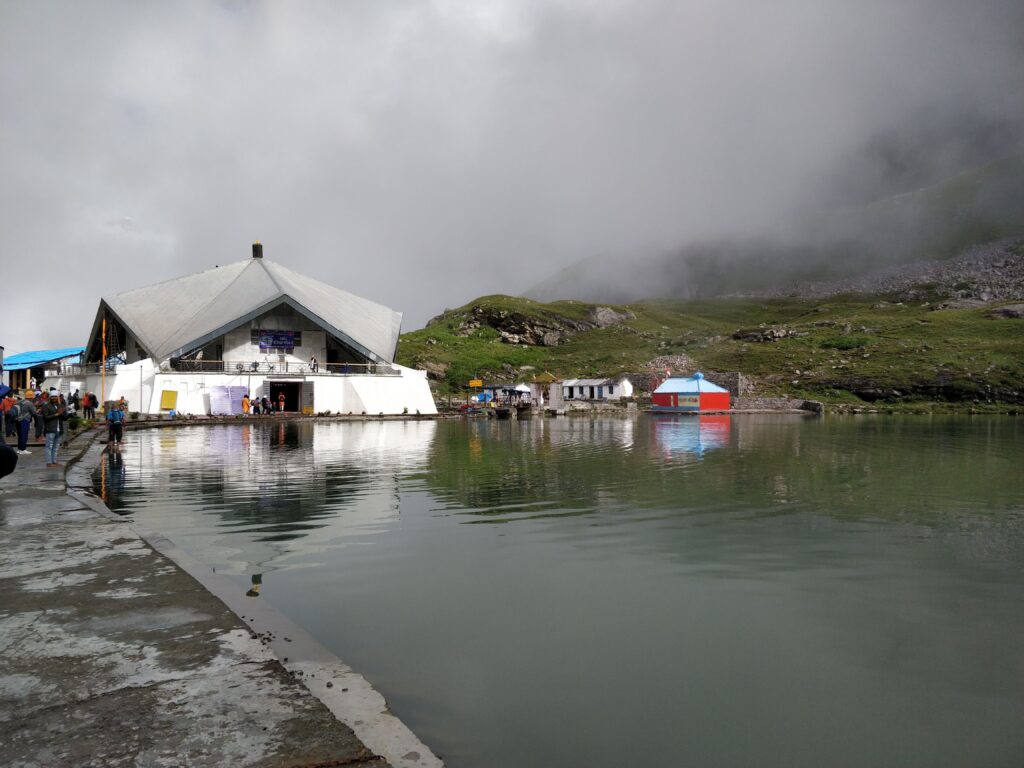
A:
58,393,69,447
0,392,12,441
277,392,286,413
242,393,250,416
42,389,65,467
107,401,126,447
14,397,36,454
83,392,96,420
261,396,270,415
309,354,318,373
33,391,46,440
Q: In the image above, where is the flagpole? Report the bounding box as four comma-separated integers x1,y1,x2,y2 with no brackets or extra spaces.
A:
101,314,107,412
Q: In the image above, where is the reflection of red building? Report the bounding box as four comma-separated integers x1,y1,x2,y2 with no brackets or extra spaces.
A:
650,415,731,457
651,372,730,412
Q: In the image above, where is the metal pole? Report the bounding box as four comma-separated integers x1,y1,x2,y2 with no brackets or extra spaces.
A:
101,315,107,412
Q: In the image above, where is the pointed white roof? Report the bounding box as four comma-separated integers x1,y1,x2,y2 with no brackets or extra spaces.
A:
100,258,402,363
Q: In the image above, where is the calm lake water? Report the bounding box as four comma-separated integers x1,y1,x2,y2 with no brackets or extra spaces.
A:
93,416,1024,768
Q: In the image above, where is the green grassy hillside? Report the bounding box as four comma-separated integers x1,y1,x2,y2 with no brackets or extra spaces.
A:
397,293,1024,410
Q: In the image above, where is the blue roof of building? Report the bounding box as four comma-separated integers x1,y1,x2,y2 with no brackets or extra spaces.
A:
4,347,85,371
653,372,729,395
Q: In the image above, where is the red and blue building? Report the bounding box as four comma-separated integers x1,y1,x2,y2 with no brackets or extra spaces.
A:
651,372,731,413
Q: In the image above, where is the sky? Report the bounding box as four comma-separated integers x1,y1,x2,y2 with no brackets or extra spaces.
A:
2,0,1023,355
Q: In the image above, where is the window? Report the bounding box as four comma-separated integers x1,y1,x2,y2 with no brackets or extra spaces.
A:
608,385,614,394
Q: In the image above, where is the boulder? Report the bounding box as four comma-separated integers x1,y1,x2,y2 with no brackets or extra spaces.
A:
588,306,636,328
732,326,794,343
990,303,1024,318
419,361,449,381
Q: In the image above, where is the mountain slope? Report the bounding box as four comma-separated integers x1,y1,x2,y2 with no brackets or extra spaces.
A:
398,245,1024,409
526,154,1024,304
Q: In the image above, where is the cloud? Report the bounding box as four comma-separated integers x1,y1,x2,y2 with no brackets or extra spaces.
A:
2,0,1022,355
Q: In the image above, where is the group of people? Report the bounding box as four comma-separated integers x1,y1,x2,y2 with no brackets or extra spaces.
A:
1,388,68,466
241,392,288,415
1,388,127,468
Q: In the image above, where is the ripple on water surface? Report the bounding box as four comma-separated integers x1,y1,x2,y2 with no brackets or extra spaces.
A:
95,416,1024,768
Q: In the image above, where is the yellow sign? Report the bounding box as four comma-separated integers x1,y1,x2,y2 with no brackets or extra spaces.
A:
469,379,483,388
303,406,315,415
160,390,178,410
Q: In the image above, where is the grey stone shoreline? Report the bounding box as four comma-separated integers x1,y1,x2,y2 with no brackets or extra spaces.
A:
0,426,442,768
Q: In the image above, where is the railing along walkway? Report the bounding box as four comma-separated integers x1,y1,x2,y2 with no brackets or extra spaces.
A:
60,361,400,377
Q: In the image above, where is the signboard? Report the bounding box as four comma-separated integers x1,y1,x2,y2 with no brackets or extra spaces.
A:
257,330,297,352
468,379,483,388
160,390,178,410
210,385,249,415
678,395,700,411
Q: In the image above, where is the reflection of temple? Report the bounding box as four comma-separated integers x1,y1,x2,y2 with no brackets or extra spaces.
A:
649,415,731,458
103,420,436,575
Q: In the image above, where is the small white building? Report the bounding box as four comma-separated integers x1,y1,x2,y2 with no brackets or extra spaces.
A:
50,244,436,416
561,376,633,401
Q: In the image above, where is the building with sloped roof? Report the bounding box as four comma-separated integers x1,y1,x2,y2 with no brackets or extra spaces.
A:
57,244,436,416
3,347,84,392
651,372,730,413
561,376,634,401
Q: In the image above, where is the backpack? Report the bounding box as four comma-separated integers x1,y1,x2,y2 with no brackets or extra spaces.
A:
9,402,22,421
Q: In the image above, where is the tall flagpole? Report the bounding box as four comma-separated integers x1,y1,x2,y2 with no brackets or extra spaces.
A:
101,314,107,412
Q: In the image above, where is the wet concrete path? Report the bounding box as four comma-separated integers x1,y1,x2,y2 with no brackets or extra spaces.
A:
0,433,439,767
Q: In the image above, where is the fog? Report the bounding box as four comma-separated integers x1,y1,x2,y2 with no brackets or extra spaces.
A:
2,0,1023,354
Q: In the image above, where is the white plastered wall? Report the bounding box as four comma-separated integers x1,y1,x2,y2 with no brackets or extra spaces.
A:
71,363,436,416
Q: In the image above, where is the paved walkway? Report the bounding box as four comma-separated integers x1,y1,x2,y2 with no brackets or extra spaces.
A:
0,432,433,767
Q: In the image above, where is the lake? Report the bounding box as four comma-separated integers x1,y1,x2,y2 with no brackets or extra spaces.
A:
93,415,1024,767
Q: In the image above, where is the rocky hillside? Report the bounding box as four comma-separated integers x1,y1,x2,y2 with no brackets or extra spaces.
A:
397,252,1024,410
740,238,1024,302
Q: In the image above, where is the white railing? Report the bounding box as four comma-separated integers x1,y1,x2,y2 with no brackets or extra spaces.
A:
61,360,400,377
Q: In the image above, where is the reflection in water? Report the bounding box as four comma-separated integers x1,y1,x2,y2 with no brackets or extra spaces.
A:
95,420,437,577
94,416,1024,768
99,449,126,503
245,573,262,598
649,414,731,458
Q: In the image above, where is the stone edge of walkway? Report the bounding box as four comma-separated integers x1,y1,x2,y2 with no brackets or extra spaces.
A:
62,430,444,768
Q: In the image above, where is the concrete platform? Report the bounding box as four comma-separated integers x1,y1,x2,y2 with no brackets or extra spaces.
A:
0,432,441,767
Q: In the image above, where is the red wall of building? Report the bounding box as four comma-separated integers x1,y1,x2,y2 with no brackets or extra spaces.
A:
699,392,731,411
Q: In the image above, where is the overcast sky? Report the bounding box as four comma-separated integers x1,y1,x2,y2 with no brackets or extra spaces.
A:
2,0,1022,355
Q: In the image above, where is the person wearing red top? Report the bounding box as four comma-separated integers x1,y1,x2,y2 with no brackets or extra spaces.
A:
277,392,286,413
1,394,15,441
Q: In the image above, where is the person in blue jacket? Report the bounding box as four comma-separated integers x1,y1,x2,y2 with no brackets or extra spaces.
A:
107,402,126,448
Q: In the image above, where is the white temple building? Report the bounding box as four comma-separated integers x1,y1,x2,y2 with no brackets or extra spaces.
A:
56,244,436,416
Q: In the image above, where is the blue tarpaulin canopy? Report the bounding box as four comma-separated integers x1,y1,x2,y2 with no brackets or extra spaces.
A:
3,347,85,371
